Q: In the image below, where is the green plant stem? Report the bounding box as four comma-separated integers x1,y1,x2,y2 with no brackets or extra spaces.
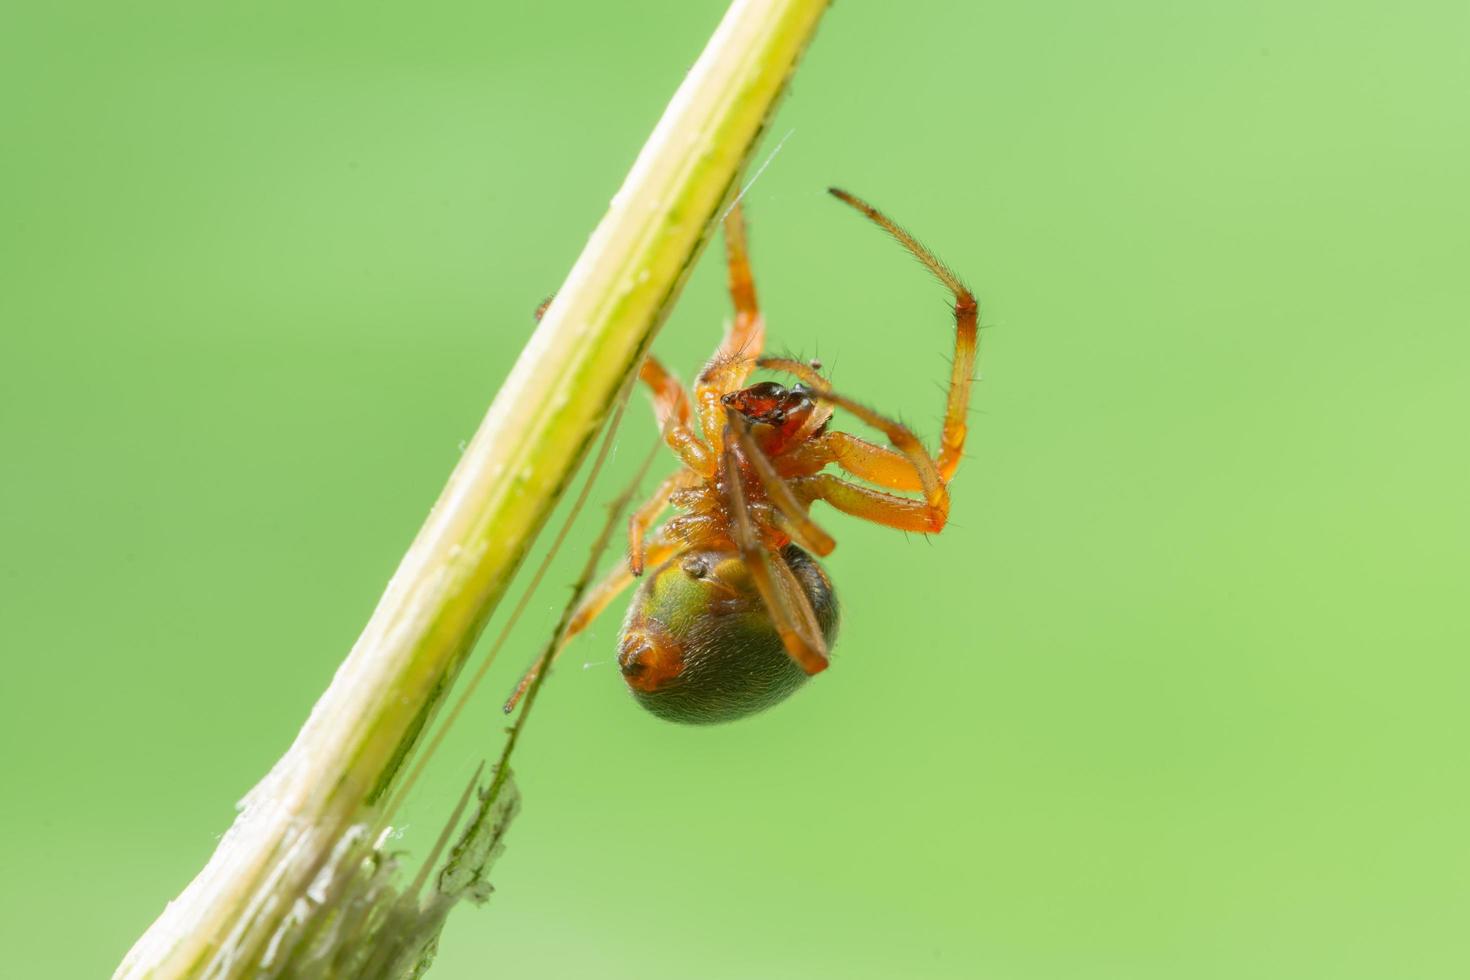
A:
114,2,832,977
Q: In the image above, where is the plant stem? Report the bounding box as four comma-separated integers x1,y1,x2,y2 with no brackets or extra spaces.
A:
114,2,832,977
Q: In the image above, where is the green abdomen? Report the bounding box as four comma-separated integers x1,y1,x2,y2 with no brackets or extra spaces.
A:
618,546,839,724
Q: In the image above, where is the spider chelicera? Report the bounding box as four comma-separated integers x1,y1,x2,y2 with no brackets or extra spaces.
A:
507,188,979,724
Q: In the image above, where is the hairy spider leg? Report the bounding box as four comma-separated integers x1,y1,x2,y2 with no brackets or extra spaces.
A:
755,358,927,493
627,469,696,576
776,430,925,492
641,355,716,477
812,388,949,523
695,205,766,452
504,531,681,713
738,377,949,534
720,428,829,675
793,473,947,534
725,416,836,557
828,187,979,482
753,356,830,391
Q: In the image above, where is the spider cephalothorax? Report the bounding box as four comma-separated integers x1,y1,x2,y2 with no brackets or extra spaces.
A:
508,188,978,723
720,381,827,457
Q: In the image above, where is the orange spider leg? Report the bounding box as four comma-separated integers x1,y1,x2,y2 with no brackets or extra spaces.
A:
813,388,949,528
755,356,830,391
641,355,715,477
725,415,836,557
755,356,941,499
795,474,944,534
778,430,926,493
696,205,766,450
504,533,681,713
628,469,697,576
829,188,978,482
720,433,829,675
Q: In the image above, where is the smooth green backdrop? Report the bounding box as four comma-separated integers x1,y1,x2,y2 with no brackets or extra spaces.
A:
4,2,1467,977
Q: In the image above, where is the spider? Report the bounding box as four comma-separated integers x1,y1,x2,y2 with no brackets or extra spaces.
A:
507,188,978,724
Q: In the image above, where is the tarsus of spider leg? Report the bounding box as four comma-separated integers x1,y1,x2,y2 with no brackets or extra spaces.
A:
825,186,977,484
720,127,795,222
377,371,642,831
826,186,970,295
478,439,661,814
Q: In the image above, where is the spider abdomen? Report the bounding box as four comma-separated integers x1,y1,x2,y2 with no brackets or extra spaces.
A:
618,545,839,724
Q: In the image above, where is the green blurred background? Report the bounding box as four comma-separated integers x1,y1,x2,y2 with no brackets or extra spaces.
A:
4,1,1468,977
